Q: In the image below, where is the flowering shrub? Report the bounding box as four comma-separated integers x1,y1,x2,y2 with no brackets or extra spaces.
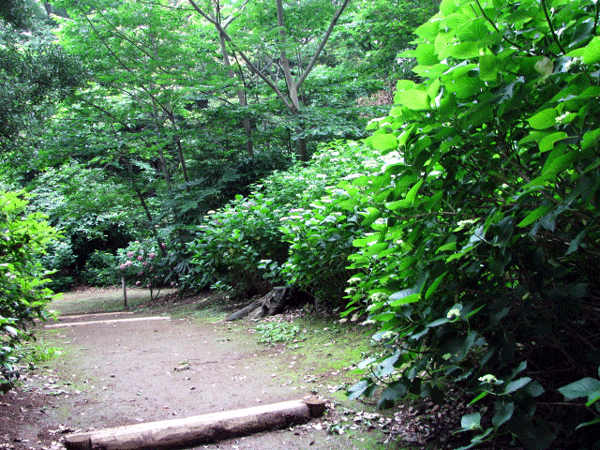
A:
187,140,378,302
187,192,288,298
341,0,600,447
116,239,173,299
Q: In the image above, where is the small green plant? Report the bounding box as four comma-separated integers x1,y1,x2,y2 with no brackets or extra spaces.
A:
22,342,63,365
255,321,300,345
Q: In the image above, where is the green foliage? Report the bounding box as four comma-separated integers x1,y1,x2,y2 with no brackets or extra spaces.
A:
116,239,173,299
255,320,300,345
188,141,377,303
335,0,440,80
39,240,76,291
187,191,288,297
0,191,58,392
0,1,81,151
82,250,119,287
340,0,600,447
280,142,378,308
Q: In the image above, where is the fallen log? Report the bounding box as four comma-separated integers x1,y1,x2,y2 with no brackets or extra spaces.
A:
64,397,326,450
226,286,294,321
44,316,171,329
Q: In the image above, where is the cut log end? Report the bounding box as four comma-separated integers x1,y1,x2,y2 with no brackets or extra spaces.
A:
303,396,327,417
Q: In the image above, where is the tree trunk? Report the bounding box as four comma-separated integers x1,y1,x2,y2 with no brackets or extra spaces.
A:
122,277,128,310
218,32,254,156
226,287,295,321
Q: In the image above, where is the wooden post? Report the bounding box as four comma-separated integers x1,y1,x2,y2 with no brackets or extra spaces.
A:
121,277,128,310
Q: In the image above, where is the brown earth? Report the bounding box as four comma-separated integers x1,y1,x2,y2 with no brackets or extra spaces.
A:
0,289,394,450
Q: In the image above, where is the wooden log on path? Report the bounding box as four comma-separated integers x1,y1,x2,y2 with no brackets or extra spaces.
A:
64,397,327,450
45,316,171,329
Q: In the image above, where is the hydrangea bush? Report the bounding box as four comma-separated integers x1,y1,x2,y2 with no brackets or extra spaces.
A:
187,140,378,303
116,239,173,299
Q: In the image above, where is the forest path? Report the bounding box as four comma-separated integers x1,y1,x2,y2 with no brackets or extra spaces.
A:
2,289,386,450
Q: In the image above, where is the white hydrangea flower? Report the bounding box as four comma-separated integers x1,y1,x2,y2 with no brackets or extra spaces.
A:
447,308,461,320
478,374,498,384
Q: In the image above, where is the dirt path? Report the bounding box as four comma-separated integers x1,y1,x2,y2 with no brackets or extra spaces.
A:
2,290,390,450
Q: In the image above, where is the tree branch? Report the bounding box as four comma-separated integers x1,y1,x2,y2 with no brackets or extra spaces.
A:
187,0,295,112
540,0,567,55
297,0,352,88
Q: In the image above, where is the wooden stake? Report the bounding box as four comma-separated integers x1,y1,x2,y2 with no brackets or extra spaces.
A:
122,277,128,310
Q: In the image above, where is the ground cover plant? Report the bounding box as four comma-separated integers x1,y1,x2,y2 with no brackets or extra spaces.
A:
337,0,600,448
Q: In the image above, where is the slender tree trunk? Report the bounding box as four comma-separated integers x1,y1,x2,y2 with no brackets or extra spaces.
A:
218,33,254,156
277,0,307,161
122,277,128,310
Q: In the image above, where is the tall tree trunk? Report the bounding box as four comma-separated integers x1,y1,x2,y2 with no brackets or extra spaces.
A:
218,33,254,156
277,0,307,161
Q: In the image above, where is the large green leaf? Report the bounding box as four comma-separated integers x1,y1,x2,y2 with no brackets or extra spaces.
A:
371,133,398,152
527,108,557,130
583,36,600,64
395,90,431,111
492,401,514,427
504,377,532,394
517,205,553,228
559,377,600,400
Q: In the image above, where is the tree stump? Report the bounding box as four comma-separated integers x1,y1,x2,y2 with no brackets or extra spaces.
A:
226,286,294,321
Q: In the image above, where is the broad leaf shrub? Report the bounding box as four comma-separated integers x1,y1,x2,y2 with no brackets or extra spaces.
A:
0,191,58,392
82,250,120,287
342,0,600,448
39,240,76,291
279,142,384,309
187,141,377,303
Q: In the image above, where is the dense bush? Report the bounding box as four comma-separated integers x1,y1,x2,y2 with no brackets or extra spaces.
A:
340,0,600,448
279,142,380,309
39,240,76,292
82,250,120,287
0,191,58,392
187,141,376,301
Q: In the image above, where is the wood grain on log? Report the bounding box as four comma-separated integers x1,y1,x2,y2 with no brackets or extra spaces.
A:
64,397,326,450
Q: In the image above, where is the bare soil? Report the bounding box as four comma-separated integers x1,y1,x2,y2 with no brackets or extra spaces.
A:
0,289,391,450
